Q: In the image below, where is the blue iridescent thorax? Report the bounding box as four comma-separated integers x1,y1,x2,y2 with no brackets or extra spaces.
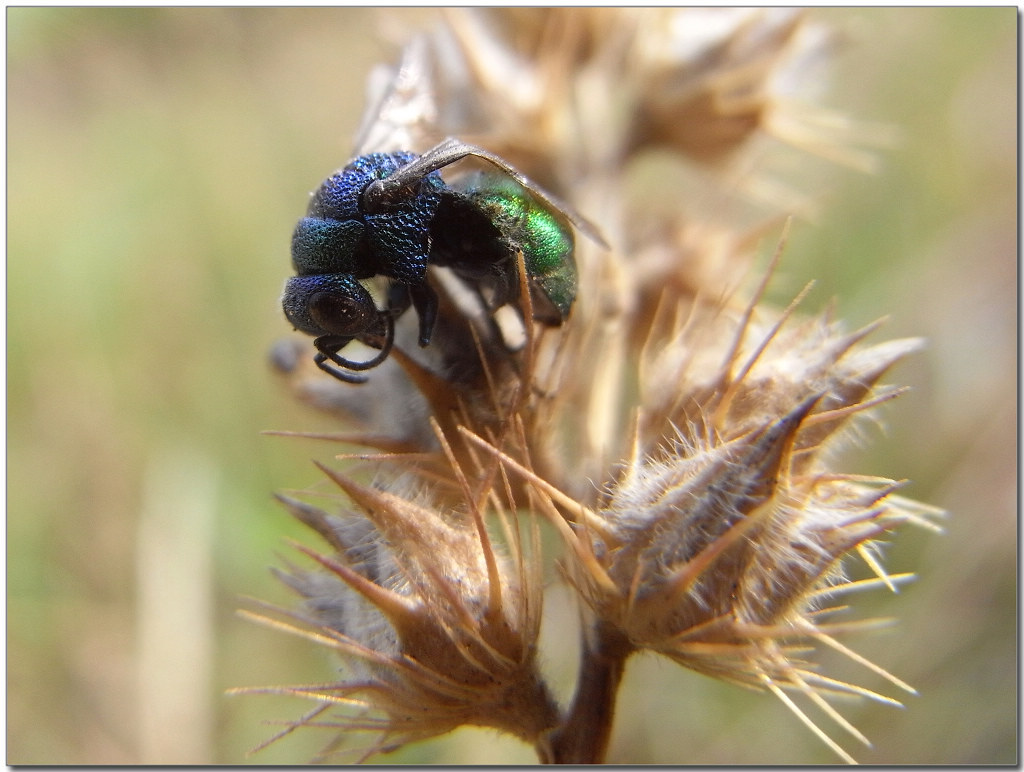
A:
292,152,446,284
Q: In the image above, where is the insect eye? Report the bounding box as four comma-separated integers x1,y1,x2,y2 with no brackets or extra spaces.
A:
282,274,379,338
308,287,378,337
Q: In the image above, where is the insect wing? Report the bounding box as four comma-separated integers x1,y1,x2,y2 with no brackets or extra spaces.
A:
351,37,436,156
367,139,609,250
435,140,609,250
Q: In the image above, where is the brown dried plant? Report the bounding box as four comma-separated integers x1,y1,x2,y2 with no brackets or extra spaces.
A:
240,8,941,764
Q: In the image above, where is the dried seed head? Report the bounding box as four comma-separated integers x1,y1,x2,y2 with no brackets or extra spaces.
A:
259,8,940,763
254,462,556,759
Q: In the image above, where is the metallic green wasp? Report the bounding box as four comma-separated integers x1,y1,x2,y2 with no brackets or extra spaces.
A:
282,138,604,383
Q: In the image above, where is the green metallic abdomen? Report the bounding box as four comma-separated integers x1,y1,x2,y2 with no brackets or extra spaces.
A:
469,177,578,321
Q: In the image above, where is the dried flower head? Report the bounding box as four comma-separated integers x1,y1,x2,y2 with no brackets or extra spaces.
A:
251,8,941,764
255,457,556,760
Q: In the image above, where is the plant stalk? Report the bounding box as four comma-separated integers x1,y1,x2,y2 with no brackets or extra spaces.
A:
545,621,632,764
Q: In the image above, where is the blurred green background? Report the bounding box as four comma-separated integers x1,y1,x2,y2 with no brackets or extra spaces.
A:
7,8,1016,764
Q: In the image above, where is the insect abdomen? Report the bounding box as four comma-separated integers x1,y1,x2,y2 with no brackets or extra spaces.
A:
470,179,577,321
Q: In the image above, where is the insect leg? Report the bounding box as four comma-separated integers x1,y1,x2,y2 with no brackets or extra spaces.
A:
406,282,438,347
312,341,368,383
311,313,396,383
